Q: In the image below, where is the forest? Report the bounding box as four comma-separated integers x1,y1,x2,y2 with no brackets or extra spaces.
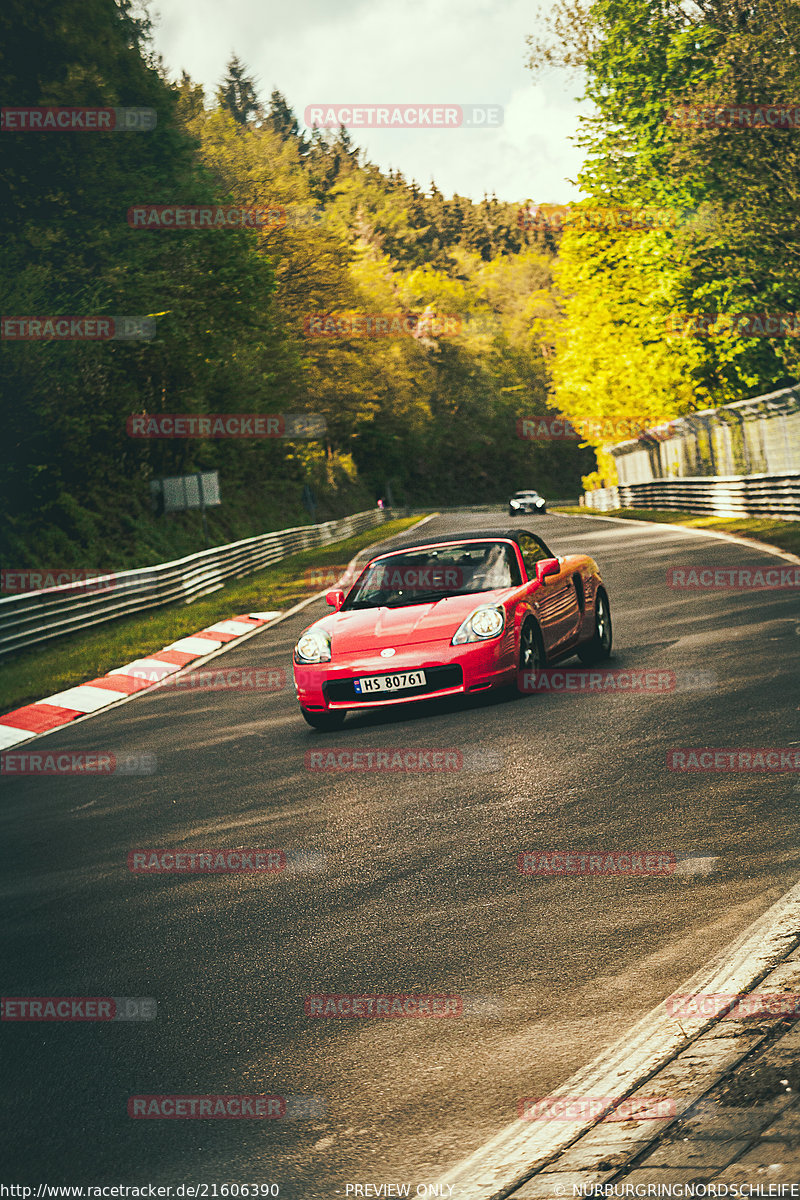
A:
3,0,797,565
0,0,586,568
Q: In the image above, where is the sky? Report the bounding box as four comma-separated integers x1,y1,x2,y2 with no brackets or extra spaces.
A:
145,0,590,203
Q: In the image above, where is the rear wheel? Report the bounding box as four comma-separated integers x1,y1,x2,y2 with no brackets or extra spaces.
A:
516,619,545,694
300,707,347,731
577,589,612,664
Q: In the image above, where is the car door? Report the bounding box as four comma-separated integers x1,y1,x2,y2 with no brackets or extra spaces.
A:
518,534,581,654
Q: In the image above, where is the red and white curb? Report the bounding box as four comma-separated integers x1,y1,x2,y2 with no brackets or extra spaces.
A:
0,613,281,751
0,514,436,752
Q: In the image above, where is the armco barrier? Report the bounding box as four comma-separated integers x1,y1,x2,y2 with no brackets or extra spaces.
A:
0,509,390,659
581,489,620,513
582,473,800,518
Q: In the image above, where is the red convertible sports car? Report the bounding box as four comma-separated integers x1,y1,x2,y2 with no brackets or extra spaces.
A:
292,527,612,729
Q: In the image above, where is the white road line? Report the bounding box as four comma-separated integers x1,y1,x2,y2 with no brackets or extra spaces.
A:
435,878,800,1199
551,511,800,566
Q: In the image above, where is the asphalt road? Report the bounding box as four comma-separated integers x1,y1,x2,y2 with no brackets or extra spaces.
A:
1,511,799,1195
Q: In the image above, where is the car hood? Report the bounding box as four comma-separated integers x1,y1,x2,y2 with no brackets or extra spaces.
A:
312,588,517,652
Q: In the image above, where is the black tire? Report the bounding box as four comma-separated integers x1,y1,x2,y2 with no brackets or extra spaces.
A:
300,707,347,731
516,619,545,694
508,507,517,517
577,588,612,664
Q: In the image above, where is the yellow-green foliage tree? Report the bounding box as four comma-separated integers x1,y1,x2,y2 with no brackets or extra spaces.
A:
527,0,800,485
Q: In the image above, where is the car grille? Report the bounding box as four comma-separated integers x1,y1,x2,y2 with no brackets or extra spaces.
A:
324,664,463,703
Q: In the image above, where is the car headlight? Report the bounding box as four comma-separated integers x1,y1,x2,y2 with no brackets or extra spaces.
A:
509,500,521,508
294,628,332,663
452,605,505,644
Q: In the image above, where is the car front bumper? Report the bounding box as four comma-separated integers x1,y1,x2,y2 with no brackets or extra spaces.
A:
294,637,514,712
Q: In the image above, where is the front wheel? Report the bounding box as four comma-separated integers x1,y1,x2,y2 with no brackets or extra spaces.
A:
300,707,347,731
577,589,612,664
516,619,545,694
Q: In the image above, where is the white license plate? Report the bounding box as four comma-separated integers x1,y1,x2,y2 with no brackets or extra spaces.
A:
354,670,427,694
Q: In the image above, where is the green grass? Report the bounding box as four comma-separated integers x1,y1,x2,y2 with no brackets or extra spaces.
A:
0,515,425,715
551,507,800,556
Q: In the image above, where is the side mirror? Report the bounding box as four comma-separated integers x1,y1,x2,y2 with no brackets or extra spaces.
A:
326,589,345,610
535,558,560,584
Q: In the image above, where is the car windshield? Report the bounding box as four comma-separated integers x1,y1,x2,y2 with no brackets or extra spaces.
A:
344,541,522,609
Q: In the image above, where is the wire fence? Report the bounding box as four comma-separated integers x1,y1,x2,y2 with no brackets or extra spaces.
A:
583,384,800,518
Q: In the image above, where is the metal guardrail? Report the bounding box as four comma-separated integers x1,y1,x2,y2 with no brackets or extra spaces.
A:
582,488,621,512
582,473,800,519
0,509,391,659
